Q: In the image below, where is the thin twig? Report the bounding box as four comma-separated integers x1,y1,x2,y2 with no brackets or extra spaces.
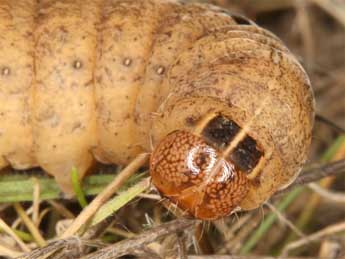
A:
228,212,262,253
48,200,75,219
137,193,162,200
37,208,52,227
216,213,254,253
240,187,304,254
83,218,197,259
281,221,345,257
17,237,104,259
105,227,135,239
275,159,345,197
265,202,305,238
308,183,345,203
316,114,345,134
61,153,150,238
82,214,118,240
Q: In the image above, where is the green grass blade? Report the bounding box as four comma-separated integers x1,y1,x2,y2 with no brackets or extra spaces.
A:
91,177,150,226
71,167,88,208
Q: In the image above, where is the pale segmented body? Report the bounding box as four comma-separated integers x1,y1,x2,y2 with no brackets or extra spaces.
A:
0,0,314,213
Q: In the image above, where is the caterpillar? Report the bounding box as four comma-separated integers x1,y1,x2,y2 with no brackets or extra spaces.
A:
0,0,314,220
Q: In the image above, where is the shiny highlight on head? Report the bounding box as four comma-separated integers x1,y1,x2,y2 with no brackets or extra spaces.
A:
150,130,249,220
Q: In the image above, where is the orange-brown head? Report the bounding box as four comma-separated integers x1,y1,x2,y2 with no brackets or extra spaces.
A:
150,115,263,220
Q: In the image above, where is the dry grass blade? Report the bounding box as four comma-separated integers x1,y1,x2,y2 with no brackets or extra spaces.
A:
0,218,30,253
61,153,149,238
13,203,47,247
310,0,345,27
265,202,305,238
281,221,345,256
295,0,314,68
275,159,345,197
318,240,341,258
32,178,40,227
0,243,22,258
215,213,254,253
308,183,345,203
47,200,75,219
16,237,104,259
83,218,196,259
227,212,263,253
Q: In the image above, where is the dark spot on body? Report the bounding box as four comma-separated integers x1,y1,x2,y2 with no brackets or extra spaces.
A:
1,67,10,76
59,25,68,33
123,58,132,67
84,79,93,87
156,66,165,75
185,115,200,126
133,75,142,82
72,122,82,132
164,31,172,38
73,60,83,69
96,76,103,84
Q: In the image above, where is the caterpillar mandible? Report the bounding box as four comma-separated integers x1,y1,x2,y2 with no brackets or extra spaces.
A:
0,0,314,220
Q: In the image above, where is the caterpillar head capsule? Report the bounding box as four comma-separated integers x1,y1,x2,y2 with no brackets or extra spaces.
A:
150,115,264,220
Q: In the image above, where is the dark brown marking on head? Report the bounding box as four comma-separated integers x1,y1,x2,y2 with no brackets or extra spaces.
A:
229,135,263,173
202,115,241,149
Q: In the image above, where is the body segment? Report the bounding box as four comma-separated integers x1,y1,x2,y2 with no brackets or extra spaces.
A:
0,0,36,170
